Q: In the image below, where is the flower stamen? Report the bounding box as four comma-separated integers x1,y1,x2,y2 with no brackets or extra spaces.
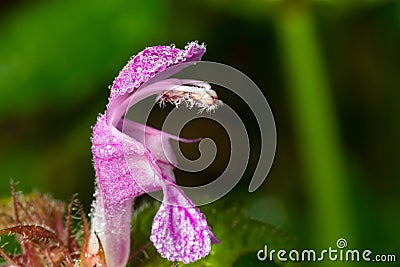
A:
158,82,222,113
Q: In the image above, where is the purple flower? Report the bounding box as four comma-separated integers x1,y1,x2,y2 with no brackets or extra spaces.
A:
88,42,220,267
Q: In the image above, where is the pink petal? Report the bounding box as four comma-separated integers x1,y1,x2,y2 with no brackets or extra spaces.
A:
92,115,161,203
90,115,162,267
109,42,205,104
150,184,218,264
89,192,133,267
121,118,201,181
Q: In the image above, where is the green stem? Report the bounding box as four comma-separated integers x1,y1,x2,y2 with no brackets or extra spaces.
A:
276,2,356,254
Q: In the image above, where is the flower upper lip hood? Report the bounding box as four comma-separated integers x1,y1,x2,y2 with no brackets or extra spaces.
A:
105,42,207,127
89,42,220,267
108,42,205,103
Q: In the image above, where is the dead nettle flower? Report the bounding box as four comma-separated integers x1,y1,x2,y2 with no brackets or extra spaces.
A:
89,41,221,267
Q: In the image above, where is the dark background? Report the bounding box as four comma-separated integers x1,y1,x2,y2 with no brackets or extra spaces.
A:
1,0,399,266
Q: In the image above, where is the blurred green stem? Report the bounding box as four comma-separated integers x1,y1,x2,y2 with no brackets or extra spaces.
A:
276,2,356,254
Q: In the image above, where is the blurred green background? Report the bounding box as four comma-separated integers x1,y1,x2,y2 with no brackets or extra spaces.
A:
0,0,399,266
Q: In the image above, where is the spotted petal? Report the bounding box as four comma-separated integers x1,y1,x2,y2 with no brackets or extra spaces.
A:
150,183,219,264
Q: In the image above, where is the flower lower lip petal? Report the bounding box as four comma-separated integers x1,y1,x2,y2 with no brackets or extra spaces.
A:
150,184,213,263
